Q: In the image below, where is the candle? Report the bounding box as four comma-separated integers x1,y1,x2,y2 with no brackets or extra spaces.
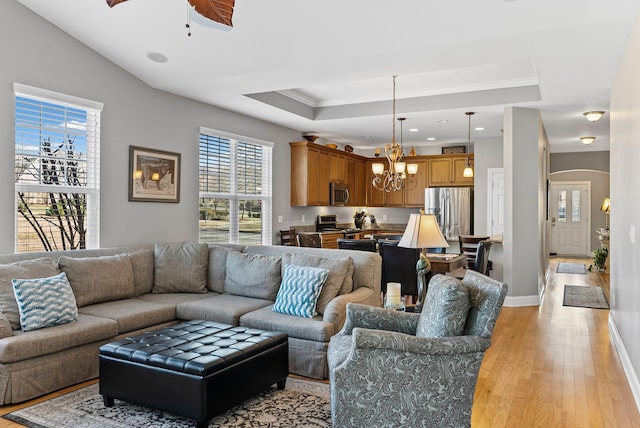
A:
386,282,401,306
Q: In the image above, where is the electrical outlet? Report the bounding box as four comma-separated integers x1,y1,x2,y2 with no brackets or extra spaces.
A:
302,214,305,223
382,214,388,221
277,216,283,223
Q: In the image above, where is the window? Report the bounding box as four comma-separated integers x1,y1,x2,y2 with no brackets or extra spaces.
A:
198,127,272,245
14,84,102,252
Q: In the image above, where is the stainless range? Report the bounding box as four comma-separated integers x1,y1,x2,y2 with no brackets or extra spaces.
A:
316,215,361,238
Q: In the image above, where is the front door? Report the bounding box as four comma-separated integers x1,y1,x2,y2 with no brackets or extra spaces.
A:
549,181,590,256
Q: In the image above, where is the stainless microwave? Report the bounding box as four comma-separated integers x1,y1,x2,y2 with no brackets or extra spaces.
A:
330,182,349,206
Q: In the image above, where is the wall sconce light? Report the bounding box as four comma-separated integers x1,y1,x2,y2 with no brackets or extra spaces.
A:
580,136,596,145
583,111,605,122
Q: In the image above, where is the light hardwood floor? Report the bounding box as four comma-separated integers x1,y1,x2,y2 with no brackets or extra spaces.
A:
0,257,637,427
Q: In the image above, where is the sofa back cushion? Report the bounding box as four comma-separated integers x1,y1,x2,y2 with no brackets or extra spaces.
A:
416,274,470,338
289,253,353,315
225,252,282,301
59,254,135,307
207,246,234,293
0,258,61,330
127,249,154,296
153,242,209,294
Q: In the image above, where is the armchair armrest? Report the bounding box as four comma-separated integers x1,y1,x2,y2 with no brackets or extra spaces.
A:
322,287,379,333
339,303,420,336
352,327,491,355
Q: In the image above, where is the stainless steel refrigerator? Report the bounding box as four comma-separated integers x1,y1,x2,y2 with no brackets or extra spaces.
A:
424,187,473,240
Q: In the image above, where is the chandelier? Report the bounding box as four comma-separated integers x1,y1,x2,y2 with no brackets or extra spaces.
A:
372,76,418,192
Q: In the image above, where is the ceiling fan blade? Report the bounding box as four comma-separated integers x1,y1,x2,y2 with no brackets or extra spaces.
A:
188,0,235,27
106,0,129,7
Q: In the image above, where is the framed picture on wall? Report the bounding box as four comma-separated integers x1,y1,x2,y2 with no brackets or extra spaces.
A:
128,146,181,203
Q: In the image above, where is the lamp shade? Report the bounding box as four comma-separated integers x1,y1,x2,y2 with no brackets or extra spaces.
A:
372,163,385,175
398,213,449,249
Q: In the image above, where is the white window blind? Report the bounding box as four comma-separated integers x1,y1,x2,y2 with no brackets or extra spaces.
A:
198,128,272,245
14,83,102,252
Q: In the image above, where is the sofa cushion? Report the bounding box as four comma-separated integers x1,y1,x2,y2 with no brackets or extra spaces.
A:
273,265,329,318
176,294,273,326
240,305,336,342
290,253,352,315
207,245,235,293
0,313,118,364
416,274,470,338
78,299,176,334
153,242,209,294
12,272,78,332
224,252,282,301
136,291,219,306
127,249,154,296
0,258,61,330
59,254,135,307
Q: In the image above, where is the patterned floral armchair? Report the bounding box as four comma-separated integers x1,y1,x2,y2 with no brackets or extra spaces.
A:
327,270,508,428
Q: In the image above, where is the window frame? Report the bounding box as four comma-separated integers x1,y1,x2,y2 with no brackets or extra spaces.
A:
198,127,273,245
13,83,103,252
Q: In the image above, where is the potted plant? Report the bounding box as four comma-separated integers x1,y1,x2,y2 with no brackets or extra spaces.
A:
589,247,608,271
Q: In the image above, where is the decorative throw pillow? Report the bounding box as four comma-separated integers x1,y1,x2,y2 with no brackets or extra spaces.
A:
290,253,352,315
416,274,470,338
59,254,136,307
224,252,282,301
12,272,78,332
273,265,329,318
153,242,209,294
0,258,61,330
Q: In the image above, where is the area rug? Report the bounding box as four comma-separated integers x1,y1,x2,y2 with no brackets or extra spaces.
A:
3,377,330,428
563,285,610,309
556,262,587,274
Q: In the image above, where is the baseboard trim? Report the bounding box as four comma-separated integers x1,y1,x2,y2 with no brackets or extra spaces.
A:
503,295,540,307
609,313,640,413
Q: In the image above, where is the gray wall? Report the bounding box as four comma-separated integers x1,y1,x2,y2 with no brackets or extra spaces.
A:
1,1,300,252
503,107,549,303
551,151,610,173
610,8,640,410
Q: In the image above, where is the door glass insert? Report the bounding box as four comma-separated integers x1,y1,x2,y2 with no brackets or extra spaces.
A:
557,190,566,223
571,190,581,222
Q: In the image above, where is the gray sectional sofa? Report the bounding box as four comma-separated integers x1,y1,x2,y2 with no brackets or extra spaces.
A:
0,242,381,404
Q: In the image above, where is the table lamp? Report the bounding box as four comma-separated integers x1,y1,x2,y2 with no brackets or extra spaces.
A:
398,211,449,313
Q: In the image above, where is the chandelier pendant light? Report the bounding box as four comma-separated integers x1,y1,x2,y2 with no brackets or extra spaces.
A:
372,76,418,192
463,112,475,178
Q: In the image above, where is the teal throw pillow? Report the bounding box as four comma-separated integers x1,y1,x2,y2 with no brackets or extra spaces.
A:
273,265,329,318
12,272,78,332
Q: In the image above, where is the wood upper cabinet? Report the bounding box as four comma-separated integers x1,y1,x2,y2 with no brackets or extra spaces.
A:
290,142,366,206
290,142,330,206
428,154,474,187
404,159,428,207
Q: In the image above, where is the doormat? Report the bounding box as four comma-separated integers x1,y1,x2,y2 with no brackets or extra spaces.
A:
563,285,609,309
556,262,587,274
3,377,330,428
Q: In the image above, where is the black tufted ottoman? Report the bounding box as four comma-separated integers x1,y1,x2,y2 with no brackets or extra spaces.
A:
98,320,288,428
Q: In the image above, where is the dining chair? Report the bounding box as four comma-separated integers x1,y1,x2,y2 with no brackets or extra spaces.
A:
337,238,377,252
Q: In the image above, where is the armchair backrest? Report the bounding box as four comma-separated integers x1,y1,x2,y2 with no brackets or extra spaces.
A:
461,270,508,339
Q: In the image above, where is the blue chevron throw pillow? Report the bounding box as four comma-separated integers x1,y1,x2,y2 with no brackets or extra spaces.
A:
273,265,329,318
12,272,78,332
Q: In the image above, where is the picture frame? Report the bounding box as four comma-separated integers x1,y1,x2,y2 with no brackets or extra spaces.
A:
441,145,467,154
128,145,181,203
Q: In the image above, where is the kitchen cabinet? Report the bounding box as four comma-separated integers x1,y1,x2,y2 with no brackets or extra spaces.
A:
320,232,343,249
428,154,474,187
290,142,331,206
404,159,429,207
290,142,367,206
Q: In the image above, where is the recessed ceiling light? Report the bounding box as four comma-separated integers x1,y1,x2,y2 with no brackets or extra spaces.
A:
409,128,419,132
475,127,485,131
437,120,448,124
427,137,436,141
147,52,168,63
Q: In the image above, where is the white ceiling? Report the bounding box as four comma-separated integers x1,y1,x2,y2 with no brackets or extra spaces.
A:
16,0,640,153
